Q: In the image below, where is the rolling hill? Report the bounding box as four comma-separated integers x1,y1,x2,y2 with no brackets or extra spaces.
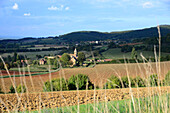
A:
0,25,170,44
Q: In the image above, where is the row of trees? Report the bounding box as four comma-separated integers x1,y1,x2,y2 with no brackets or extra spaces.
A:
0,52,28,70
43,74,94,91
0,71,169,94
105,72,170,89
0,84,26,94
43,71,170,92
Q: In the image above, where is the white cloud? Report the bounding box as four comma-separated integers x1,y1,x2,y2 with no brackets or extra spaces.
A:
12,3,18,10
65,7,70,10
24,13,31,16
48,5,64,11
142,2,153,8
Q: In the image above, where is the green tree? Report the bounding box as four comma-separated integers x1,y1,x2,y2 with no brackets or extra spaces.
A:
47,58,54,65
54,59,60,68
33,60,39,65
68,74,94,90
78,52,86,66
105,75,122,89
121,76,135,88
60,53,71,66
16,60,21,67
43,78,68,92
133,76,146,87
17,54,20,61
0,62,4,70
131,47,137,59
108,42,116,48
13,52,17,62
149,74,158,86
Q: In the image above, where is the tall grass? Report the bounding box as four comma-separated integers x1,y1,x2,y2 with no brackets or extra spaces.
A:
0,25,169,113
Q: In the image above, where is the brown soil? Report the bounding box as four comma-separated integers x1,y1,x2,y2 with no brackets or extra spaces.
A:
0,61,170,93
0,86,169,112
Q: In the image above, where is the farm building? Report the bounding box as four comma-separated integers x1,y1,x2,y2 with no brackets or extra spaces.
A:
39,58,46,65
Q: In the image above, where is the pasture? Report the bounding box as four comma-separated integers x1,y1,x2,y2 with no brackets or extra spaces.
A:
0,50,61,60
101,48,170,59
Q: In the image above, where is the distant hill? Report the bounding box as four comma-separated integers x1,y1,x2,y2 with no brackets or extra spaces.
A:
59,25,170,42
0,25,170,44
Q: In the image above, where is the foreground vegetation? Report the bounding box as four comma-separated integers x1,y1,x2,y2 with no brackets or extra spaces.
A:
25,93,170,113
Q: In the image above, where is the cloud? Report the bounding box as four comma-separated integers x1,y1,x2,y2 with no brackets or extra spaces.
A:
142,2,153,8
65,7,70,10
48,5,69,11
48,5,64,11
24,13,31,16
12,3,18,10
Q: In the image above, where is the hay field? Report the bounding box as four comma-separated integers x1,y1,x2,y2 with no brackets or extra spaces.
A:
0,61,170,93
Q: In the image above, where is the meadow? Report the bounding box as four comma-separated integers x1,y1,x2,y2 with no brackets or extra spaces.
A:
0,50,61,60
101,48,170,59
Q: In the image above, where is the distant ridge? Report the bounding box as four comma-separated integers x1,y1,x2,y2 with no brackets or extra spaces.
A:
59,25,170,42
0,25,170,43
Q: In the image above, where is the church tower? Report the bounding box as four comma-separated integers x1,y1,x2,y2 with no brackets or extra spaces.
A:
74,48,77,57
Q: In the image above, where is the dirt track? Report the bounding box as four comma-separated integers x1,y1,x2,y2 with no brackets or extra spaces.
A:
0,86,169,112
0,61,170,92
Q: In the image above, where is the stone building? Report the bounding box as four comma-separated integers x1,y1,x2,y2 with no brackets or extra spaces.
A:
69,48,78,66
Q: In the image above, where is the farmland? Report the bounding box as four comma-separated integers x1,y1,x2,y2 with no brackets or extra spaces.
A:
101,48,170,59
0,86,169,112
0,50,61,60
0,61,170,93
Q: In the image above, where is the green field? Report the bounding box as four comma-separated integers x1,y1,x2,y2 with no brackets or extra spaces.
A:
0,50,61,60
101,48,170,59
10,65,57,72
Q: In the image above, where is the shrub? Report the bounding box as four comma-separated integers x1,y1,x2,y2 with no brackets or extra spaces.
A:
16,84,26,93
133,76,146,87
43,78,68,92
68,74,94,90
149,74,158,86
165,71,170,86
9,85,16,93
105,75,122,89
121,76,135,88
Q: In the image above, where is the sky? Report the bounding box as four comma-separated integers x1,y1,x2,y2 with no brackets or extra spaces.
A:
0,0,170,38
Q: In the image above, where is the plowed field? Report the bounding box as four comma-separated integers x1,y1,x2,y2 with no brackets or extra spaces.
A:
0,61,170,92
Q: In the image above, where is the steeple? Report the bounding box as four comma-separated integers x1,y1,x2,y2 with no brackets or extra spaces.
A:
74,48,77,57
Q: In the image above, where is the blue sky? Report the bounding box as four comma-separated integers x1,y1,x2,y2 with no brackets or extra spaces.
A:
0,0,170,38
